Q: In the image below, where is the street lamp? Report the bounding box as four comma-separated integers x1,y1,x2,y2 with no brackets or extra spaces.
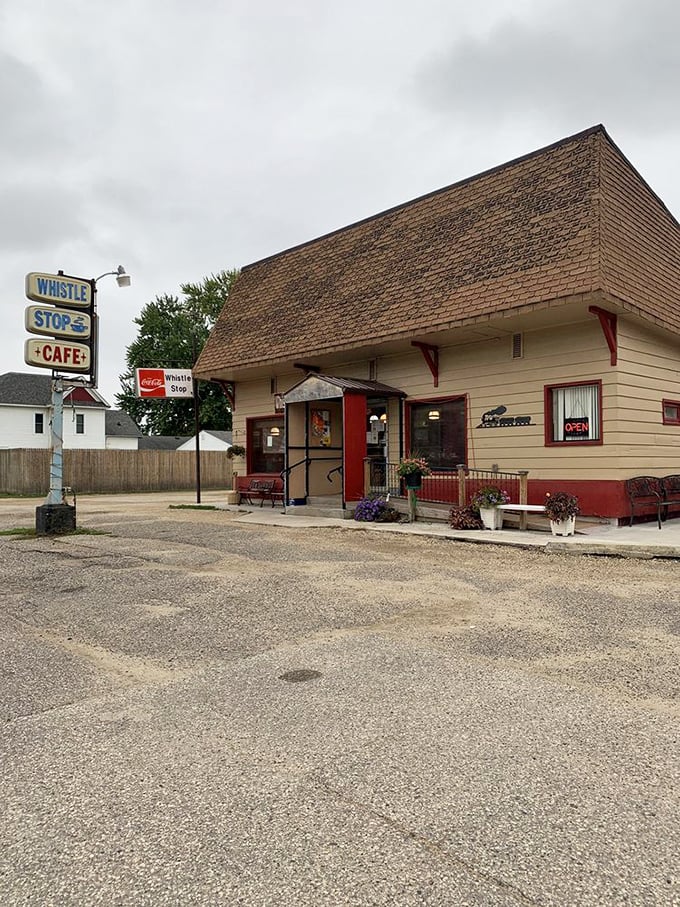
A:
96,265,131,288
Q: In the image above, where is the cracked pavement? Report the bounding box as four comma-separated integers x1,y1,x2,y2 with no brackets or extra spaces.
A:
1,493,679,905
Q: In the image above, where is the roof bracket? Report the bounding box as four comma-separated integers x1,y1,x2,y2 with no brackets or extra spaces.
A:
211,379,235,409
588,306,617,366
411,341,439,387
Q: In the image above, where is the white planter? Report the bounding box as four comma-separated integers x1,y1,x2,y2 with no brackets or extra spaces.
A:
480,506,503,530
550,516,576,536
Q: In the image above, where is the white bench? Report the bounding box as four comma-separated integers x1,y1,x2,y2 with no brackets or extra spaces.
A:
497,503,546,531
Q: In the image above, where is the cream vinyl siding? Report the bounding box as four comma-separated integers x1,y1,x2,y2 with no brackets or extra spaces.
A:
377,319,615,479
613,318,680,474
228,310,680,483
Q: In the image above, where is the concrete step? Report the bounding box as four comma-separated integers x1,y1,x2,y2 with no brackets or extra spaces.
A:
286,504,350,520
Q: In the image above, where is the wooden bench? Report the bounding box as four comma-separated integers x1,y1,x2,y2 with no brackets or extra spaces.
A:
497,503,546,531
241,479,284,508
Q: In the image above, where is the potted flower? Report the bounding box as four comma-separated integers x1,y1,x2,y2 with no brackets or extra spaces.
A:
544,492,579,536
396,455,432,490
470,485,510,530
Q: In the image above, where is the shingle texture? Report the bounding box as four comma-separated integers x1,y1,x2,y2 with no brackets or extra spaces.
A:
0,373,106,407
105,410,142,438
195,126,680,376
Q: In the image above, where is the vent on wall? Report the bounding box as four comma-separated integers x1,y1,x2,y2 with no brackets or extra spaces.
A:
511,333,523,359
368,359,377,381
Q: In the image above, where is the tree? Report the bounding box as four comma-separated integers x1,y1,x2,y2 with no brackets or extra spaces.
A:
116,269,238,435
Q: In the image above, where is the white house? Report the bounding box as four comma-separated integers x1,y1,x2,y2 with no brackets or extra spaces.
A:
104,409,144,449
176,429,233,452
0,372,141,450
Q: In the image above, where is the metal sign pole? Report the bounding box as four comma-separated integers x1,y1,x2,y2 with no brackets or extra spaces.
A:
194,378,201,504
46,376,65,505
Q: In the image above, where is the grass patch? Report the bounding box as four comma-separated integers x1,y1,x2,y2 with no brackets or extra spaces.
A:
169,504,220,511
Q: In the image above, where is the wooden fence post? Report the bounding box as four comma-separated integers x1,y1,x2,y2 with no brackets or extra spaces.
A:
363,458,371,498
457,464,467,508
518,470,529,530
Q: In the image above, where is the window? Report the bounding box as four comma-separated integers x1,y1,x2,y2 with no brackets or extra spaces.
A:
663,399,680,425
248,417,284,473
34,413,44,434
545,381,602,444
407,397,466,469
75,413,85,434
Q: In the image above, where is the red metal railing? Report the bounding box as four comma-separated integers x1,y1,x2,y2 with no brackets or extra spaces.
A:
366,461,528,507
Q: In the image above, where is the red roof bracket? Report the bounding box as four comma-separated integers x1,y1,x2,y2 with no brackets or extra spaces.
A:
211,379,235,409
588,306,617,366
411,341,439,387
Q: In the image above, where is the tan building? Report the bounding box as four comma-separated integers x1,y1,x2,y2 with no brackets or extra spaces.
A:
195,125,680,521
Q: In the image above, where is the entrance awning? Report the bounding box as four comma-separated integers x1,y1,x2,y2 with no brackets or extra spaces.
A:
282,374,406,404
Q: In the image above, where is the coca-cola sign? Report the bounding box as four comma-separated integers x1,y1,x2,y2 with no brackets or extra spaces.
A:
135,368,193,398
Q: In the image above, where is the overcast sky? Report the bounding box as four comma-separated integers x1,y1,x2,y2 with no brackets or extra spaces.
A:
2,0,680,406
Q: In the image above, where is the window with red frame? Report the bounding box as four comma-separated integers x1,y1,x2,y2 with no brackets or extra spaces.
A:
248,417,284,473
546,381,601,443
408,398,465,468
662,399,680,425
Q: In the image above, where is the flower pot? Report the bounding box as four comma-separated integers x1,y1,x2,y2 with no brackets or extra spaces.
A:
403,473,422,489
480,506,503,530
550,516,576,536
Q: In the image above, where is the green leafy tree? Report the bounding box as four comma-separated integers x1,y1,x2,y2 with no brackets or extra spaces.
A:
116,269,238,435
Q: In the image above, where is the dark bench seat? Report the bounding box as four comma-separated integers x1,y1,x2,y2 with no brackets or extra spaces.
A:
241,479,284,508
624,475,680,529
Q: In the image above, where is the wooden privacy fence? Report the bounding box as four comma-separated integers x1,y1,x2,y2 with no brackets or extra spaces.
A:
0,449,233,495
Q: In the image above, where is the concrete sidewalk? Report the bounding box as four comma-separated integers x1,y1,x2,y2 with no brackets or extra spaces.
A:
230,504,680,559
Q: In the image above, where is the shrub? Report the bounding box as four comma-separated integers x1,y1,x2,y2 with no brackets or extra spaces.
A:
353,495,389,522
449,506,483,530
545,491,579,521
375,506,402,523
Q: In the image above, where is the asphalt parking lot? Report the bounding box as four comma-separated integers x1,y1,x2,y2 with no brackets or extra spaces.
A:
1,493,679,906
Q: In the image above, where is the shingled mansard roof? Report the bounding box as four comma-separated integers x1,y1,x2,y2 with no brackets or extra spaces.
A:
195,125,680,378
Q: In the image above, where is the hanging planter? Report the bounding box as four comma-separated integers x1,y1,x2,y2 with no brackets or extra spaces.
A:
479,506,504,530
397,456,431,491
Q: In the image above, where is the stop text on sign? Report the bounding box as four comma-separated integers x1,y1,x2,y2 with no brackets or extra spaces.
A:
136,368,194,398
25,305,91,340
24,339,91,372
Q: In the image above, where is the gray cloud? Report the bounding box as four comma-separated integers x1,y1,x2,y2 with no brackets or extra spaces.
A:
415,0,680,134
1,0,680,403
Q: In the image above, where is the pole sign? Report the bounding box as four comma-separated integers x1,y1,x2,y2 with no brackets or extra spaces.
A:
24,338,91,371
136,368,194,398
23,270,96,384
